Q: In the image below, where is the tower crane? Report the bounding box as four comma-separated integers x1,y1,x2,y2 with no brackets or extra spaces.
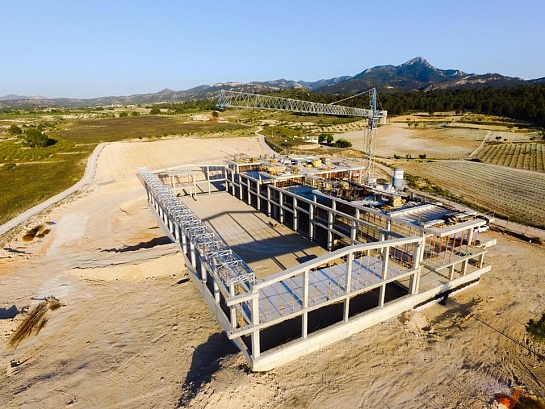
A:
216,88,385,185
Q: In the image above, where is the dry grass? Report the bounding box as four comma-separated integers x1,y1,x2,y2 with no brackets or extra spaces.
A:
7,297,63,349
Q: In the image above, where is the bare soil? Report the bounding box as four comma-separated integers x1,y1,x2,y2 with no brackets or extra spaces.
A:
1,135,544,408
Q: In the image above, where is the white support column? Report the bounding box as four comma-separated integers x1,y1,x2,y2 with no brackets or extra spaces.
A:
327,210,334,251
461,259,468,275
279,191,284,224
302,269,309,338
256,176,261,211
379,284,386,307
207,166,211,194
293,197,298,231
213,279,220,303
309,199,315,241
181,231,188,254
229,285,237,328
344,252,354,322
251,291,261,359
266,185,271,217
382,245,390,279
190,241,196,268
478,253,485,268
246,178,251,205
200,264,207,282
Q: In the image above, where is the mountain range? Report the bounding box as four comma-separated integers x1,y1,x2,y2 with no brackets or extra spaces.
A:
2,57,544,108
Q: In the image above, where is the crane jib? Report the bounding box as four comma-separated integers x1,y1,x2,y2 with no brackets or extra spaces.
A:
216,90,378,119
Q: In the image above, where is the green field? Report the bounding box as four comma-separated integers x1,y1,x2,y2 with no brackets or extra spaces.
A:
474,141,545,172
0,114,248,226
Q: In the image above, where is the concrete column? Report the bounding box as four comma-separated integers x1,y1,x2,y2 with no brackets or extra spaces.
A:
409,270,420,295
478,253,485,268
449,263,456,281
200,264,207,282
293,197,298,231
246,178,251,205
229,285,237,328
174,223,180,242
213,279,220,303
266,185,271,217
309,201,315,241
461,259,468,275
344,253,353,322
256,178,261,211
181,232,188,254
382,245,390,279
379,284,386,307
279,192,284,224
412,241,422,269
302,269,309,339
327,210,334,251
251,292,260,359
190,241,196,268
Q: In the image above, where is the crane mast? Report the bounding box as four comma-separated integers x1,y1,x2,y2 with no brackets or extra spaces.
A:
217,89,384,185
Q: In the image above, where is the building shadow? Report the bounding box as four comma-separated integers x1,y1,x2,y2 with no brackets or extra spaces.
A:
100,236,172,253
177,332,238,407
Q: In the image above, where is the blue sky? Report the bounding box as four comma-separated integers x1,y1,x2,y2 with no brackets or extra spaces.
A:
2,0,544,99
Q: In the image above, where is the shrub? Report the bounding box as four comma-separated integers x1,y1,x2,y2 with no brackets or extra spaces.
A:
8,124,22,136
526,313,545,343
333,138,352,148
24,129,49,148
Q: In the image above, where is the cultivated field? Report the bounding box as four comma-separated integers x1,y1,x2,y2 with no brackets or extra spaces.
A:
475,142,545,172
398,160,545,228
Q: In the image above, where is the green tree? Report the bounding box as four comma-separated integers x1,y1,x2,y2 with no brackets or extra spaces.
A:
130,111,140,116
24,128,49,148
333,138,352,148
8,124,22,136
418,154,427,160
150,107,161,115
212,110,219,118
326,134,334,144
119,112,129,117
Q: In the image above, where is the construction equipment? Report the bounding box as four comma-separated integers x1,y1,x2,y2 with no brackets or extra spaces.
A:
216,89,385,185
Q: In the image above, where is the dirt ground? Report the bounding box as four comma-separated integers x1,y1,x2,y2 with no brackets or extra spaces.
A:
1,135,544,408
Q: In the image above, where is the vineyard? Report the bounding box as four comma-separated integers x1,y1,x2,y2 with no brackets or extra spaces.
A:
475,142,545,173
400,160,545,228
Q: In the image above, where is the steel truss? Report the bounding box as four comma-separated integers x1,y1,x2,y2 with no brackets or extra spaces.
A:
216,89,384,184
137,167,254,286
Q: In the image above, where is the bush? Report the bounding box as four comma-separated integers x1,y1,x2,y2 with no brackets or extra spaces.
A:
8,124,22,136
119,112,129,117
333,138,352,148
150,107,161,115
526,313,545,343
24,129,49,148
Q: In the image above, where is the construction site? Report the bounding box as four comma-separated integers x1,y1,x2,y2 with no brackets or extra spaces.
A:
138,150,495,371
134,90,498,371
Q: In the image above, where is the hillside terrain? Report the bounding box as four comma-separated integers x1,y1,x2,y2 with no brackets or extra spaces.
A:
1,57,542,108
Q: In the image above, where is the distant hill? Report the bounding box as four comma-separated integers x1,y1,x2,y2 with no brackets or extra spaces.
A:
1,57,542,108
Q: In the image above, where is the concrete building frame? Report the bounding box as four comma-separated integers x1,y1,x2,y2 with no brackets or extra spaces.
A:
137,159,493,371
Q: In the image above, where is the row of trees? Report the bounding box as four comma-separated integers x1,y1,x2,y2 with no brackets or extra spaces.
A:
265,85,545,127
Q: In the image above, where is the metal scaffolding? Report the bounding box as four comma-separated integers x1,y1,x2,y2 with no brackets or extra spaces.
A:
137,167,255,286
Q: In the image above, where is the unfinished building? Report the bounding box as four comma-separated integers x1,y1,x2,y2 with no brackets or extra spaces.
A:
137,155,495,371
